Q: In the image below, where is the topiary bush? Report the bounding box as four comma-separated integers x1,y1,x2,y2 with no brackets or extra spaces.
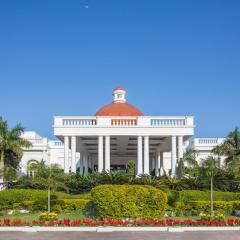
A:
178,190,240,202
61,199,90,213
0,189,88,204
167,190,179,206
167,190,240,206
90,185,167,219
0,189,48,206
172,200,237,215
0,189,90,213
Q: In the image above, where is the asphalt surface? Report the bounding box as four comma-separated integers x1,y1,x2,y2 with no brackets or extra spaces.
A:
0,231,239,240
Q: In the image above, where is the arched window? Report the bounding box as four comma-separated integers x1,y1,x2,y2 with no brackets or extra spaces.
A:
26,160,38,177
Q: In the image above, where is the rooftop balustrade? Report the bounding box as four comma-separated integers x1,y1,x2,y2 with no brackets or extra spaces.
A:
191,138,225,147
54,116,194,128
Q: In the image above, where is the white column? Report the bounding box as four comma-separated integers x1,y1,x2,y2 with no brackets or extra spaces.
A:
83,153,88,174
151,156,155,171
160,152,164,176
155,151,160,176
178,136,183,161
98,136,104,172
171,136,177,177
79,152,83,174
137,136,143,175
144,136,149,175
88,156,92,170
71,136,76,173
64,136,69,174
105,136,110,172
85,155,89,174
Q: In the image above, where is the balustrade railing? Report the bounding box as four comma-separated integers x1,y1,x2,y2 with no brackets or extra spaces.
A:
198,138,218,144
55,116,193,128
63,119,97,126
111,119,137,126
150,119,186,126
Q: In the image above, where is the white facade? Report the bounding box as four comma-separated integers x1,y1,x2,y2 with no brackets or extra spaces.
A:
20,87,226,176
189,138,226,166
20,131,65,174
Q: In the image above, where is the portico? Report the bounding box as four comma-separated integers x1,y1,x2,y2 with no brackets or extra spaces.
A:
54,87,194,176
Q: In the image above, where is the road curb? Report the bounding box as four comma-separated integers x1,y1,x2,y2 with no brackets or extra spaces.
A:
0,226,239,232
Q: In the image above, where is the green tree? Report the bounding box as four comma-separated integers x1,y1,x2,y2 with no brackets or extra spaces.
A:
202,156,220,215
0,117,31,181
160,174,186,190
183,147,199,167
30,161,68,212
212,127,240,179
126,160,136,177
176,147,199,181
213,127,240,164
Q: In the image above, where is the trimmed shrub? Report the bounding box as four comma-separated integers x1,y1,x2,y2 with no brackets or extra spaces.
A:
0,189,90,214
231,201,240,212
91,185,167,219
21,201,34,211
178,190,240,202
167,190,179,206
189,201,233,214
173,201,236,215
39,212,58,221
0,189,89,207
61,199,90,213
0,189,47,206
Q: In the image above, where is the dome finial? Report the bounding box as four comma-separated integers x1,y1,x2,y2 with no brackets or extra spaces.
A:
113,86,126,103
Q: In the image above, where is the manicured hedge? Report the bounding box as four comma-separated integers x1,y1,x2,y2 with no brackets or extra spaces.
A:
56,199,90,213
167,190,240,205
173,201,235,215
0,189,90,212
0,189,89,205
0,189,48,205
91,185,167,219
1,198,90,215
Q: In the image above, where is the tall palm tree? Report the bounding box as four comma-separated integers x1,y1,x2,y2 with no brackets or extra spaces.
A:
176,147,199,179
213,127,240,164
30,161,68,212
0,116,31,181
183,147,199,167
202,156,220,215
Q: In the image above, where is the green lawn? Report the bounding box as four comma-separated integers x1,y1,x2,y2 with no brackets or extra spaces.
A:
0,213,213,222
0,212,85,222
0,211,238,222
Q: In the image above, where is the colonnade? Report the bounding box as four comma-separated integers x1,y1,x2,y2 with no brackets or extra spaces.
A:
63,135,184,177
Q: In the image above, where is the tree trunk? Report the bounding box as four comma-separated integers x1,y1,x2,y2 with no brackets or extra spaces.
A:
48,186,51,213
0,150,4,183
210,175,214,215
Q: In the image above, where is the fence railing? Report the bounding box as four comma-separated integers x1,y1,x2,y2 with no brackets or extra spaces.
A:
54,116,194,128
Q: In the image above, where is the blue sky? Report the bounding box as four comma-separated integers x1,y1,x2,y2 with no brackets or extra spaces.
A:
0,0,239,139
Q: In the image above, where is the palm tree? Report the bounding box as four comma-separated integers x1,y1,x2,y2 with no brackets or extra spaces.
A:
202,156,220,215
0,117,31,181
183,147,199,167
213,127,240,164
212,128,240,179
30,161,68,212
161,174,186,190
176,147,199,179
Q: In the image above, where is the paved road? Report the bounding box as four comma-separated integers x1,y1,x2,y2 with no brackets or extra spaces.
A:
0,231,239,240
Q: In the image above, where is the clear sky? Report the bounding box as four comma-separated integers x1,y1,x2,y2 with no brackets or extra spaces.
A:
0,0,239,139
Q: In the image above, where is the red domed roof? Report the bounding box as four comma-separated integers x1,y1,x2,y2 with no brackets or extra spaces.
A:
95,102,144,116
114,86,125,91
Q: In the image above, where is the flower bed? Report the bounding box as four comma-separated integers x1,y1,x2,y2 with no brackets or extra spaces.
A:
1,218,240,227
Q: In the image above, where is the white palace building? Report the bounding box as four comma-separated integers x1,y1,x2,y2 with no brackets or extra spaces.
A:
20,87,225,176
